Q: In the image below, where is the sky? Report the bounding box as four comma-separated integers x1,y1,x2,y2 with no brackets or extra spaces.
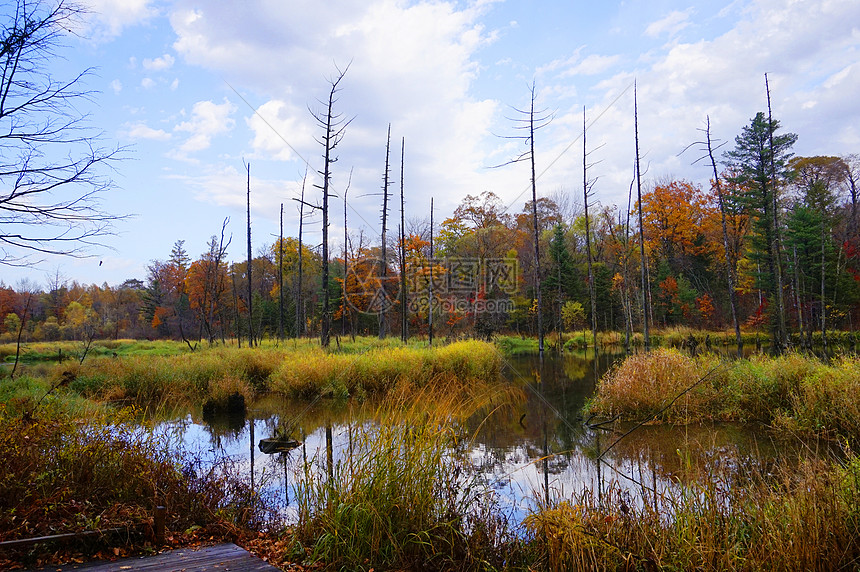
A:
2,0,859,289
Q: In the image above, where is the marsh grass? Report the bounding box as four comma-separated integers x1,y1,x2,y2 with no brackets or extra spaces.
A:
588,349,860,441
291,376,524,571
523,451,860,571
0,339,190,363
11,339,501,410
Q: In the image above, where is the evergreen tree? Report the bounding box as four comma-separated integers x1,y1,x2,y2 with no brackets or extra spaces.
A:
724,112,797,348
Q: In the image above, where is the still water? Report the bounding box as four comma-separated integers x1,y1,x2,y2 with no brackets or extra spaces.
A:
157,349,813,523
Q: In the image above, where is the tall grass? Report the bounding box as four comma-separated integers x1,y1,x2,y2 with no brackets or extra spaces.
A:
15,339,502,409
266,339,502,400
523,452,860,570
587,348,860,441
290,376,524,571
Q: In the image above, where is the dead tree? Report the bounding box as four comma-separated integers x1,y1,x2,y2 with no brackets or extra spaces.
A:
379,124,392,339
0,0,127,266
342,169,353,337
494,81,553,354
245,161,254,347
583,106,598,353
400,137,408,343
634,81,651,351
278,203,284,341
429,197,435,346
296,171,308,338
703,117,743,354
310,65,351,348
765,73,788,351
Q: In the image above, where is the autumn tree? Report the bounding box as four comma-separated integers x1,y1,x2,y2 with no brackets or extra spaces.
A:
186,221,231,344
641,181,711,274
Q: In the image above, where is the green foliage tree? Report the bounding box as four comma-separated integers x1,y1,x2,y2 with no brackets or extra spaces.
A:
724,112,797,349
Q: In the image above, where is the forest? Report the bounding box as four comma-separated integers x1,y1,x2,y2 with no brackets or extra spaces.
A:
2,133,858,351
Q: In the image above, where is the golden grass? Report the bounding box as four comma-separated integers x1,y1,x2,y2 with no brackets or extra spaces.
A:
588,349,860,441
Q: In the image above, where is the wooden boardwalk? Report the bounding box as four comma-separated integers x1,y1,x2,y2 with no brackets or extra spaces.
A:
47,543,281,571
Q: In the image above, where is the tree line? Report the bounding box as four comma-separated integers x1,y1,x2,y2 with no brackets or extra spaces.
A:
1,146,858,350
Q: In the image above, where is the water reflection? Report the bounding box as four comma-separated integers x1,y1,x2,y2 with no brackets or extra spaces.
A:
160,348,833,524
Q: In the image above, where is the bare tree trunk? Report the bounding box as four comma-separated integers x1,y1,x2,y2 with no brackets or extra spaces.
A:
279,203,284,341
297,173,306,338
245,161,254,348
793,246,805,348
379,124,391,339
343,170,351,338
310,66,351,349
527,86,544,355
765,74,788,352
821,223,828,357
429,197,434,346
400,137,408,343
583,106,598,353
634,81,650,351
706,117,742,355
10,293,32,380
231,269,242,348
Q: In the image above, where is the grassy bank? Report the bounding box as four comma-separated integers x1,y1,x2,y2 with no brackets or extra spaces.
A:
587,348,860,441
0,402,266,568
3,338,502,409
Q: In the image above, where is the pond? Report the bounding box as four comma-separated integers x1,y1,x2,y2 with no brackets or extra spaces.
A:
157,348,830,524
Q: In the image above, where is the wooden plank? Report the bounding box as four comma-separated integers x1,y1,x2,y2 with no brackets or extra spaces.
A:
44,543,282,571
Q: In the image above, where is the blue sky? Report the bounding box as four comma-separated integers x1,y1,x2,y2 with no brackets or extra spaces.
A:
3,0,859,288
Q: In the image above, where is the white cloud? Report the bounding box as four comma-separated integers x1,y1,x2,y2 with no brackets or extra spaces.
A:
143,54,175,71
121,122,171,141
174,99,237,153
165,166,300,216
247,100,316,162
644,9,693,38
561,54,621,77
81,0,157,39
168,0,501,223
110,79,122,94
170,78,180,90
140,77,156,89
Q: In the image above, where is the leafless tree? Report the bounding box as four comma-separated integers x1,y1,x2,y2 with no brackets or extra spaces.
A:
399,137,407,343
634,81,651,351
245,161,254,347
582,106,598,353
494,81,553,354
765,74,788,352
1,0,126,266
379,123,392,339
310,64,351,348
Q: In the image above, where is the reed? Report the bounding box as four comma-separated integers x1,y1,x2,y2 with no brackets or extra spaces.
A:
588,349,860,441
290,376,523,571
11,339,501,409
523,453,860,571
